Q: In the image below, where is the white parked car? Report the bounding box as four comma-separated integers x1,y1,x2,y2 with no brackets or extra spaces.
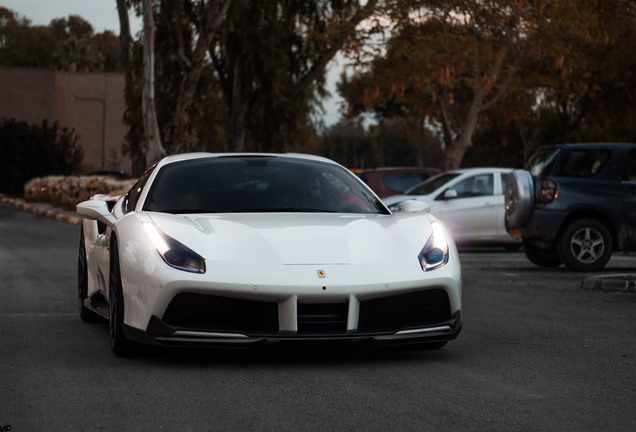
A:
77,153,462,356
384,168,519,248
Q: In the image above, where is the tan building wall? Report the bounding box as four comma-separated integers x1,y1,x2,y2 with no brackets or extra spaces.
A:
0,67,131,174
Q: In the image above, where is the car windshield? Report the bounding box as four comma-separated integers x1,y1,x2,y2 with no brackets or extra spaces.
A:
405,173,461,196
143,156,389,214
526,146,560,176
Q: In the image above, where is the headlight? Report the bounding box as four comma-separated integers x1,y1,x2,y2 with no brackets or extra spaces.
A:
418,221,449,271
144,224,206,273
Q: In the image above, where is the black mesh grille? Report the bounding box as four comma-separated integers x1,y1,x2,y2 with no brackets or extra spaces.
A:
162,293,278,334
297,303,348,334
358,289,451,332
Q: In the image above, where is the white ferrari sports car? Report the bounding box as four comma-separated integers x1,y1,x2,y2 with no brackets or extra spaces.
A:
77,153,462,356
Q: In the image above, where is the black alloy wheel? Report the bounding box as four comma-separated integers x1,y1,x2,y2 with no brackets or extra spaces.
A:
78,226,101,323
522,239,562,267
109,240,134,356
558,218,613,272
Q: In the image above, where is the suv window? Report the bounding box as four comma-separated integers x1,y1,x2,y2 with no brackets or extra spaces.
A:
526,147,559,176
557,149,610,178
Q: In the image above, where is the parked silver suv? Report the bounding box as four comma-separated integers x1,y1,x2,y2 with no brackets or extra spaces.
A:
505,143,636,271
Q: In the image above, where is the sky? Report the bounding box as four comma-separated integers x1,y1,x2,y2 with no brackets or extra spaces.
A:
2,0,142,34
1,0,346,127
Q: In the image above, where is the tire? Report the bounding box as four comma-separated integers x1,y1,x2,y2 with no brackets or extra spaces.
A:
78,226,102,323
522,239,562,267
557,219,613,272
505,170,534,228
109,240,135,356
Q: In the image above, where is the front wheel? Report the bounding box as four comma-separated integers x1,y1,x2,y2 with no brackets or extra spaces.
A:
522,239,562,267
78,226,102,323
558,219,613,272
109,240,135,356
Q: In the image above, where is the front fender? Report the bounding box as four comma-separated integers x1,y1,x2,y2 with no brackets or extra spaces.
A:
112,212,175,330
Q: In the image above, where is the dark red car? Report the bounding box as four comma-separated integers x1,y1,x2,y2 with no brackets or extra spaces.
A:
357,167,442,198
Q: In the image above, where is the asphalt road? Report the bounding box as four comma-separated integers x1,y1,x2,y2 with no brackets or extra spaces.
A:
1,203,635,431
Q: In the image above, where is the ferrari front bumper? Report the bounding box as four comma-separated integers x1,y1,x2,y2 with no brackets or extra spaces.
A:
122,288,463,348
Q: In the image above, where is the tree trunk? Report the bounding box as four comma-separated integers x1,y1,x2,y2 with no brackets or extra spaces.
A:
116,0,145,176
115,0,132,87
229,61,249,152
169,0,231,154
142,0,165,168
170,71,202,154
444,101,481,170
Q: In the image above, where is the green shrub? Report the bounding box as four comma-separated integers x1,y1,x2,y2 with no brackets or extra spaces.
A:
0,118,83,197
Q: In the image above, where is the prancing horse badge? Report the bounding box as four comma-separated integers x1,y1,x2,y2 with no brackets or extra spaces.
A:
317,270,326,278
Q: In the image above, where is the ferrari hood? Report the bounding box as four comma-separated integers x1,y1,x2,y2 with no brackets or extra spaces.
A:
146,212,435,266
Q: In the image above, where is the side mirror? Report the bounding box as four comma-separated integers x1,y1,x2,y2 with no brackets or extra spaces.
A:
399,200,430,213
76,199,116,226
444,189,458,199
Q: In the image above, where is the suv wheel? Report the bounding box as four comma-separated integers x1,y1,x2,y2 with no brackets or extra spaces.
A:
505,170,534,228
558,219,613,271
522,239,562,267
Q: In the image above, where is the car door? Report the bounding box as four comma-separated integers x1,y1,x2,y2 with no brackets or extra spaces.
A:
431,173,499,242
622,148,636,248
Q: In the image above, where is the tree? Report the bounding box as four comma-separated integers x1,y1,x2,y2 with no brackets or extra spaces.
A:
53,37,105,71
116,0,231,170
1,8,123,72
344,0,603,170
0,119,83,196
158,0,231,154
532,0,636,144
49,15,94,41
210,0,378,153
115,0,147,175
91,31,123,72
0,7,57,67
116,0,380,172
321,120,374,168
140,0,166,168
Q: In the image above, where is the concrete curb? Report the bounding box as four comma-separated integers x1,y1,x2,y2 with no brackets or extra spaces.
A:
581,274,636,293
0,195,81,226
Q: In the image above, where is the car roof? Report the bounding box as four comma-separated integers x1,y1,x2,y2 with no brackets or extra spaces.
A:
446,167,513,174
155,152,337,168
